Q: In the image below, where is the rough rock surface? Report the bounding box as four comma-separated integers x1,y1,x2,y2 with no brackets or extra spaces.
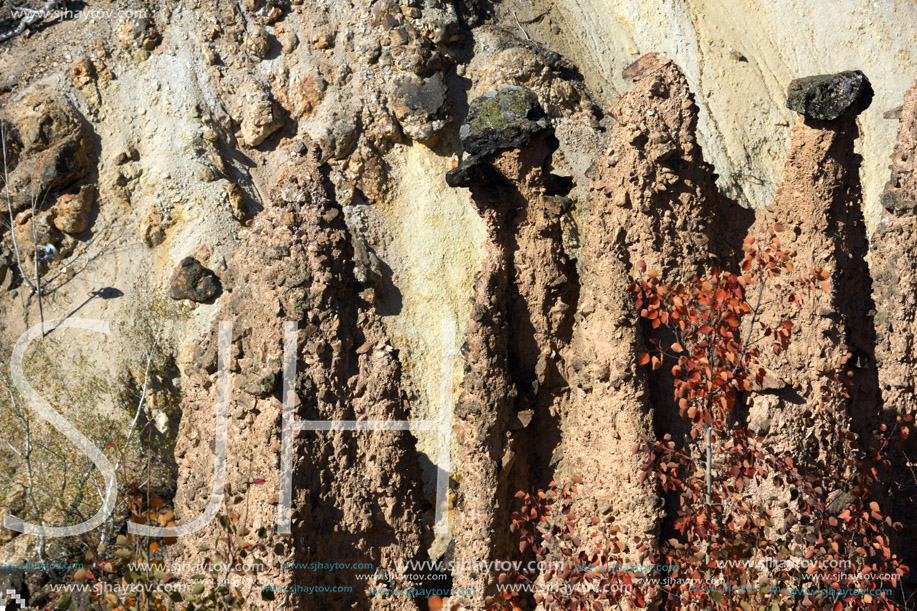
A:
0,0,916,608
449,88,578,603
0,92,95,213
786,70,874,121
558,168,659,566
587,55,749,282
750,88,878,449
871,75,917,579
51,184,95,235
174,143,426,610
508,0,917,228
541,57,734,562
168,257,221,303
874,77,917,415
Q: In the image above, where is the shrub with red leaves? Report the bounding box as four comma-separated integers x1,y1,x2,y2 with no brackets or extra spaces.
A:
495,225,913,610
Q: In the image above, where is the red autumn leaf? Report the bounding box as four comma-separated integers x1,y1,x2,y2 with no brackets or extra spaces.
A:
638,353,650,366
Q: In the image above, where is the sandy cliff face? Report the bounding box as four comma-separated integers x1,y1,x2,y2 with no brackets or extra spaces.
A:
505,0,917,231
874,77,917,417
1,0,917,608
871,77,917,558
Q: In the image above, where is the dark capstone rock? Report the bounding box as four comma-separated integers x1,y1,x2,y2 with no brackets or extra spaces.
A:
459,86,549,157
169,257,221,302
445,156,507,189
446,86,550,188
786,70,873,121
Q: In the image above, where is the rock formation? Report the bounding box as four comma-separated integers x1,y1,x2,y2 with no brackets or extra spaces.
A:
874,77,917,417
449,85,578,602
587,54,741,282
173,142,426,610
871,77,917,574
0,2,915,609
0,92,95,213
748,71,878,451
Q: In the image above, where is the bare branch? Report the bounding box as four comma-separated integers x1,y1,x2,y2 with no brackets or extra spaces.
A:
0,0,63,43
1,123,37,293
100,328,163,547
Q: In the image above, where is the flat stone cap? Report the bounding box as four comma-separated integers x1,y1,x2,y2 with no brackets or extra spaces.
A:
458,85,550,158
446,86,551,188
786,70,873,121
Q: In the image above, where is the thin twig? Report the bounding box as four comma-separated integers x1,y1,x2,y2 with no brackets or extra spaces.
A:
1,124,37,293
512,10,530,40
29,192,45,335
0,0,62,43
102,329,162,547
